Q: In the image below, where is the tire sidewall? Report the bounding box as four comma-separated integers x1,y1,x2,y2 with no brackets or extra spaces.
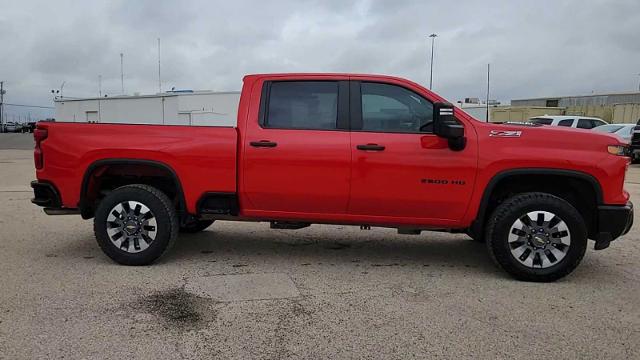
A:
95,186,175,265
488,194,588,279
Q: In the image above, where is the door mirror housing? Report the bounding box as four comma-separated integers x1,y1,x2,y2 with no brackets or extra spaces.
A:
433,102,466,151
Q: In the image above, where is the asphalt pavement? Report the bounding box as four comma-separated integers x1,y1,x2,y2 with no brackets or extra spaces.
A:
0,135,638,359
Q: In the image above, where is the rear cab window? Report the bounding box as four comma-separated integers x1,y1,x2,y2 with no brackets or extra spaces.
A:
262,81,339,130
557,119,574,127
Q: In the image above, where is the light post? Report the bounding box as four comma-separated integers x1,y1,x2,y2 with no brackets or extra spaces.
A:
428,33,437,90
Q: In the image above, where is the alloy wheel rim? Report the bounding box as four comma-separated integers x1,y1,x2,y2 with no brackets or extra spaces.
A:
508,211,571,268
106,201,157,253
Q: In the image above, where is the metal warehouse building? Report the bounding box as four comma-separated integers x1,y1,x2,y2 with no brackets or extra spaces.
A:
510,92,640,123
512,92,640,107
55,90,241,126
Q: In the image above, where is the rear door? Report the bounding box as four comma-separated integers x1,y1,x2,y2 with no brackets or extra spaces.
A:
242,79,352,215
347,80,477,222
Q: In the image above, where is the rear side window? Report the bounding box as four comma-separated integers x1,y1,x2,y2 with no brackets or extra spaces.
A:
530,118,553,125
360,82,433,133
557,119,573,127
264,81,338,130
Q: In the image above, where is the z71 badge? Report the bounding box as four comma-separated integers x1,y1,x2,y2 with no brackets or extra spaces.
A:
489,130,522,137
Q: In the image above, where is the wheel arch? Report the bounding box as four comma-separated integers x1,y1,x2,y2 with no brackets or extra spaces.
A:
470,168,603,239
79,158,186,219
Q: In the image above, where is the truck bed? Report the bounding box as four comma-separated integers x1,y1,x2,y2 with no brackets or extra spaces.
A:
36,122,238,213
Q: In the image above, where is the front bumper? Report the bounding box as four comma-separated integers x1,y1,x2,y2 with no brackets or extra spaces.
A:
594,201,633,250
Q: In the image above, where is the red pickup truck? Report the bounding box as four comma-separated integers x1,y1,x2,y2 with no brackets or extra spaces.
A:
31,73,633,281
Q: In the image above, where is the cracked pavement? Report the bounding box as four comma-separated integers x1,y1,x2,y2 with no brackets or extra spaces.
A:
0,135,638,359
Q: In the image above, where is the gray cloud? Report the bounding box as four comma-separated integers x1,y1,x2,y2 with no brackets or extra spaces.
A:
1,0,639,119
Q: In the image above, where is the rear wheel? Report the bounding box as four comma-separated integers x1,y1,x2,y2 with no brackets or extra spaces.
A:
180,219,215,233
485,192,587,282
94,184,178,265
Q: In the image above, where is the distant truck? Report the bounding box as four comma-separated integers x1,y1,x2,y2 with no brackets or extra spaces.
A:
528,115,607,129
31,73,633,282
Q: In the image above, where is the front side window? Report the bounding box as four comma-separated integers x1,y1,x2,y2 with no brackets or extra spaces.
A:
264,81,338,130
361,82,433,133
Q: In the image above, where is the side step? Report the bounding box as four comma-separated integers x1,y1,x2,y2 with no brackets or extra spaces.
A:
270,221,310,230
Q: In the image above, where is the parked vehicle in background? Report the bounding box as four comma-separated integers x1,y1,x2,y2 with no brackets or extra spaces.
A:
629,119,640,161
31,73,633,282
4,122,22,133
592,124,635,143
529,115,607,129
26,122,37,133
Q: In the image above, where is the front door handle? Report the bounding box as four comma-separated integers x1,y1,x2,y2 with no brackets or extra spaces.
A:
250,140,278,148
357,144,385,151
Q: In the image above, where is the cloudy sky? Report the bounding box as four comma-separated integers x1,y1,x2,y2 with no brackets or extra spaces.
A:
1,0,639,119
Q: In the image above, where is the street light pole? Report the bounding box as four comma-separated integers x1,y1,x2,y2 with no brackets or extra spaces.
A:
428,33,438,90
120,53,125,95
0,81,4,132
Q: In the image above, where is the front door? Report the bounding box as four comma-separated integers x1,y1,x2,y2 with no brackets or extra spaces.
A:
348,80,477,223
242,79,351,215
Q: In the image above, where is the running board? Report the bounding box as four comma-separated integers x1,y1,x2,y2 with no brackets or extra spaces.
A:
44,208,81,215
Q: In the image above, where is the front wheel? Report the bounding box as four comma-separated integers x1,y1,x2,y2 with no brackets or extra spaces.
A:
94,184,179,265
485,192,587,282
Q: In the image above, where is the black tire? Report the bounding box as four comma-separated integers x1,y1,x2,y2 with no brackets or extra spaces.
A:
180,219,215,233
94,184,179,265
485,192,588,282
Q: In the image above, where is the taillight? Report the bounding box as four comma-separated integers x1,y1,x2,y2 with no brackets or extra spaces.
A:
34,128,48,169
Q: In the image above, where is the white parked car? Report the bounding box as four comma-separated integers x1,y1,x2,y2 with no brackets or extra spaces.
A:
591,123,635,143
528,115,607,130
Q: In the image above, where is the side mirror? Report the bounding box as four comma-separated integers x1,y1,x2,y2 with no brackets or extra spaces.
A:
433,102,466,151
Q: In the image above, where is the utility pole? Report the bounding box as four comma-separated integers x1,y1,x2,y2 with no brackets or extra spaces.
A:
120,53,125,95
428,33,437,90
486,63,490,122
0,81,4,132
98,75,102,97
637,73,640,92
60,81,65,98
157,38,162,93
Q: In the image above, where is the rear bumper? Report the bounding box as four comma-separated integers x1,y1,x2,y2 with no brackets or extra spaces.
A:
31,180,80,215
594,201,633,250
31,180,62,208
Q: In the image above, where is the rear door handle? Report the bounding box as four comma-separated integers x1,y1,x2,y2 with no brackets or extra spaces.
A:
357,144,385,151
250,140,278,148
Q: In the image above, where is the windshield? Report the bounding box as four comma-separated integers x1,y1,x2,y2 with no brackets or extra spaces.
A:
593,125,623,133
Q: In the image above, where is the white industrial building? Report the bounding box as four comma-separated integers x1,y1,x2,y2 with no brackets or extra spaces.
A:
54,90,241,127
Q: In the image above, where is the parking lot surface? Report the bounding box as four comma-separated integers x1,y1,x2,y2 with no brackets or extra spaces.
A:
0,134,638,359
